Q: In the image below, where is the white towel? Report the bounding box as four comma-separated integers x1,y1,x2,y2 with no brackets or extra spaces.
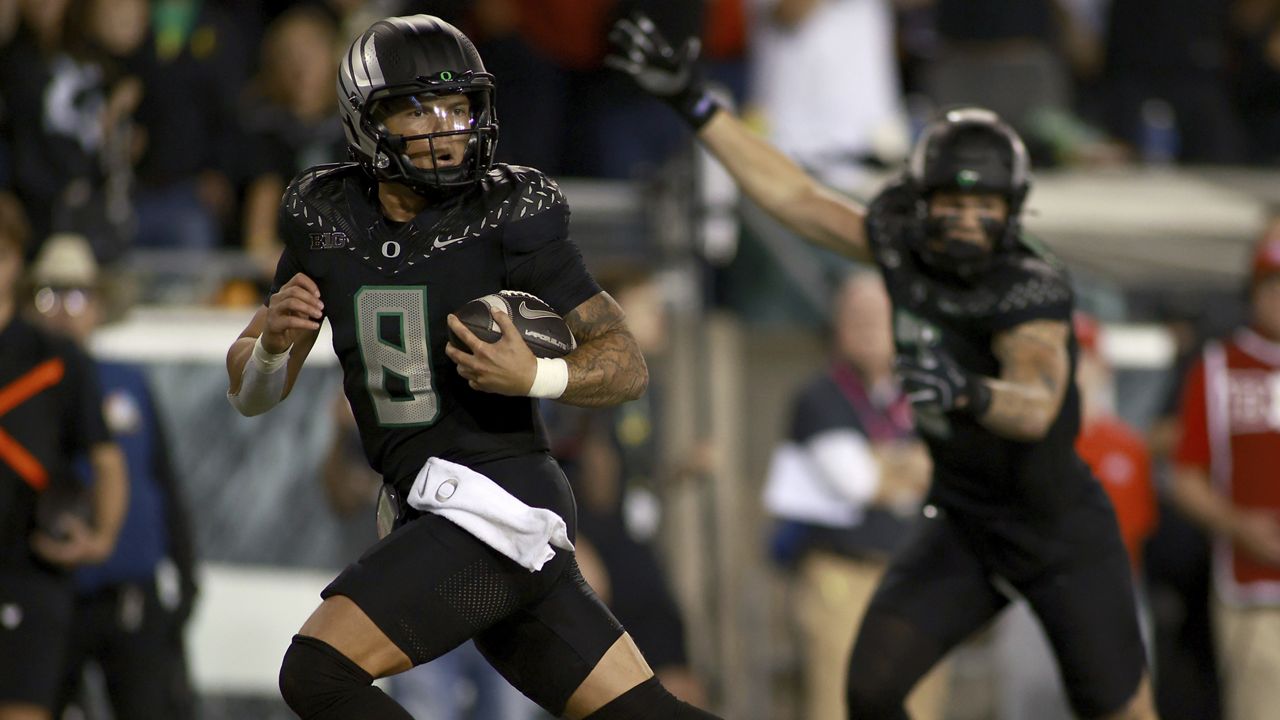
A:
406,457,573,572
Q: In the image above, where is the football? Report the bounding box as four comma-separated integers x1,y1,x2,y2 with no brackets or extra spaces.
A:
449,290,577,359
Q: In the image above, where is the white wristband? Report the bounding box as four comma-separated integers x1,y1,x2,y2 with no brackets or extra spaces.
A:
252,335,290,374
528,357,569,399
229,337,291,416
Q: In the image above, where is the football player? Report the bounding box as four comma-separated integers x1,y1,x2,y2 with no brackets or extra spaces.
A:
609,14,1158,720
225,15,719,720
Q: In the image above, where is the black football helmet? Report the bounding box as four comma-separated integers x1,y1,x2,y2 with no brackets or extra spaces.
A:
906,108,1031,280
338,15,499,193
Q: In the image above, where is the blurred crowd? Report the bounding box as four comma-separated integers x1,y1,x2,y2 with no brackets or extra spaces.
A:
3,0,1280,276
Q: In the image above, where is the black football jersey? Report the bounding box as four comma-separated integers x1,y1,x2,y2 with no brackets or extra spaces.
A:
865,178,1093,520
270,163,601,490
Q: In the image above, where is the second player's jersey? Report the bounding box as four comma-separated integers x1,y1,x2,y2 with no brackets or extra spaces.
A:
865,178,1094,520
271,163,600,490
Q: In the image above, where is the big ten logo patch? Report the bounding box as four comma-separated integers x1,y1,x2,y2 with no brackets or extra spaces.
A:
1227,370,1280,433
310,232,349,250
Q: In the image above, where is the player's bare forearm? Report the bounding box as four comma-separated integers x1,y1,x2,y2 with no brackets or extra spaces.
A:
978,320,1070,441
698,112,871,262
560,293,649,407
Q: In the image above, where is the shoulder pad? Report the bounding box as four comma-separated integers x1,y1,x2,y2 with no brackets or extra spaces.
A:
867,175,919,221
865,175,925,264
990,254,1073,317
286,162,364,200
484,164,567,222
1012,231,1066,271
280,163,366,249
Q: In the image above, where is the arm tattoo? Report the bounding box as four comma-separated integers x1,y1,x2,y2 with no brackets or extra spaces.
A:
559,292,649,407
979,320,1071,441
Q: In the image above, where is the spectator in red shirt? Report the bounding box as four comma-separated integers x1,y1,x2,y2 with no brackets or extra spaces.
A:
1173,225,1280,720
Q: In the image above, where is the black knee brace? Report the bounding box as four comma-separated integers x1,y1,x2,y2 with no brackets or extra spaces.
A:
278,634,413,720
584,677,722,720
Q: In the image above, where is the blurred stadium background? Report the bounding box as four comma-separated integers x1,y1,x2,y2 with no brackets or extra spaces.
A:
3,0,1274,718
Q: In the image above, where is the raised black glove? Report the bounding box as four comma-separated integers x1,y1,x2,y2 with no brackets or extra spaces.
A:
606,12,722,129
896,346,992,417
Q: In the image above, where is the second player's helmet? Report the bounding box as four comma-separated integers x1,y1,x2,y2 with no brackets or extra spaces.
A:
909,107,1031,216
338,15,498,192
900,108,1032,280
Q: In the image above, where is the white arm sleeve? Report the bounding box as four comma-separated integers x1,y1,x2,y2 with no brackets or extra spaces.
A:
227,336,290,417
804,429,879,508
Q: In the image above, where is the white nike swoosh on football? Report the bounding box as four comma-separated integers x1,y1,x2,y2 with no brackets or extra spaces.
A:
518,301,561,321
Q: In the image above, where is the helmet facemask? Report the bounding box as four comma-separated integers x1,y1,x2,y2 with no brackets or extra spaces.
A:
918,191,1011,283
360,85,498,193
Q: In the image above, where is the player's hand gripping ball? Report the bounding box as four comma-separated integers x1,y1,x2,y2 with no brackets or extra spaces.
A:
448,290,576,359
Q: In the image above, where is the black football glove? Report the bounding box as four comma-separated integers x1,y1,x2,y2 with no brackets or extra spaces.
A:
897,346,992,417
606,12,722,129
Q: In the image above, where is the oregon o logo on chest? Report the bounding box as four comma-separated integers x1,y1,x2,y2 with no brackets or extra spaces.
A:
382,240,401,258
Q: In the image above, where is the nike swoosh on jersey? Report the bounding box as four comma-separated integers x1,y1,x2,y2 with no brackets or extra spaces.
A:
432,236,465,249
518,301,561,321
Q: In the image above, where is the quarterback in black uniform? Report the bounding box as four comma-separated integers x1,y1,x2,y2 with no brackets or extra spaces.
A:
225,15,719,720
610,15,1157,720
